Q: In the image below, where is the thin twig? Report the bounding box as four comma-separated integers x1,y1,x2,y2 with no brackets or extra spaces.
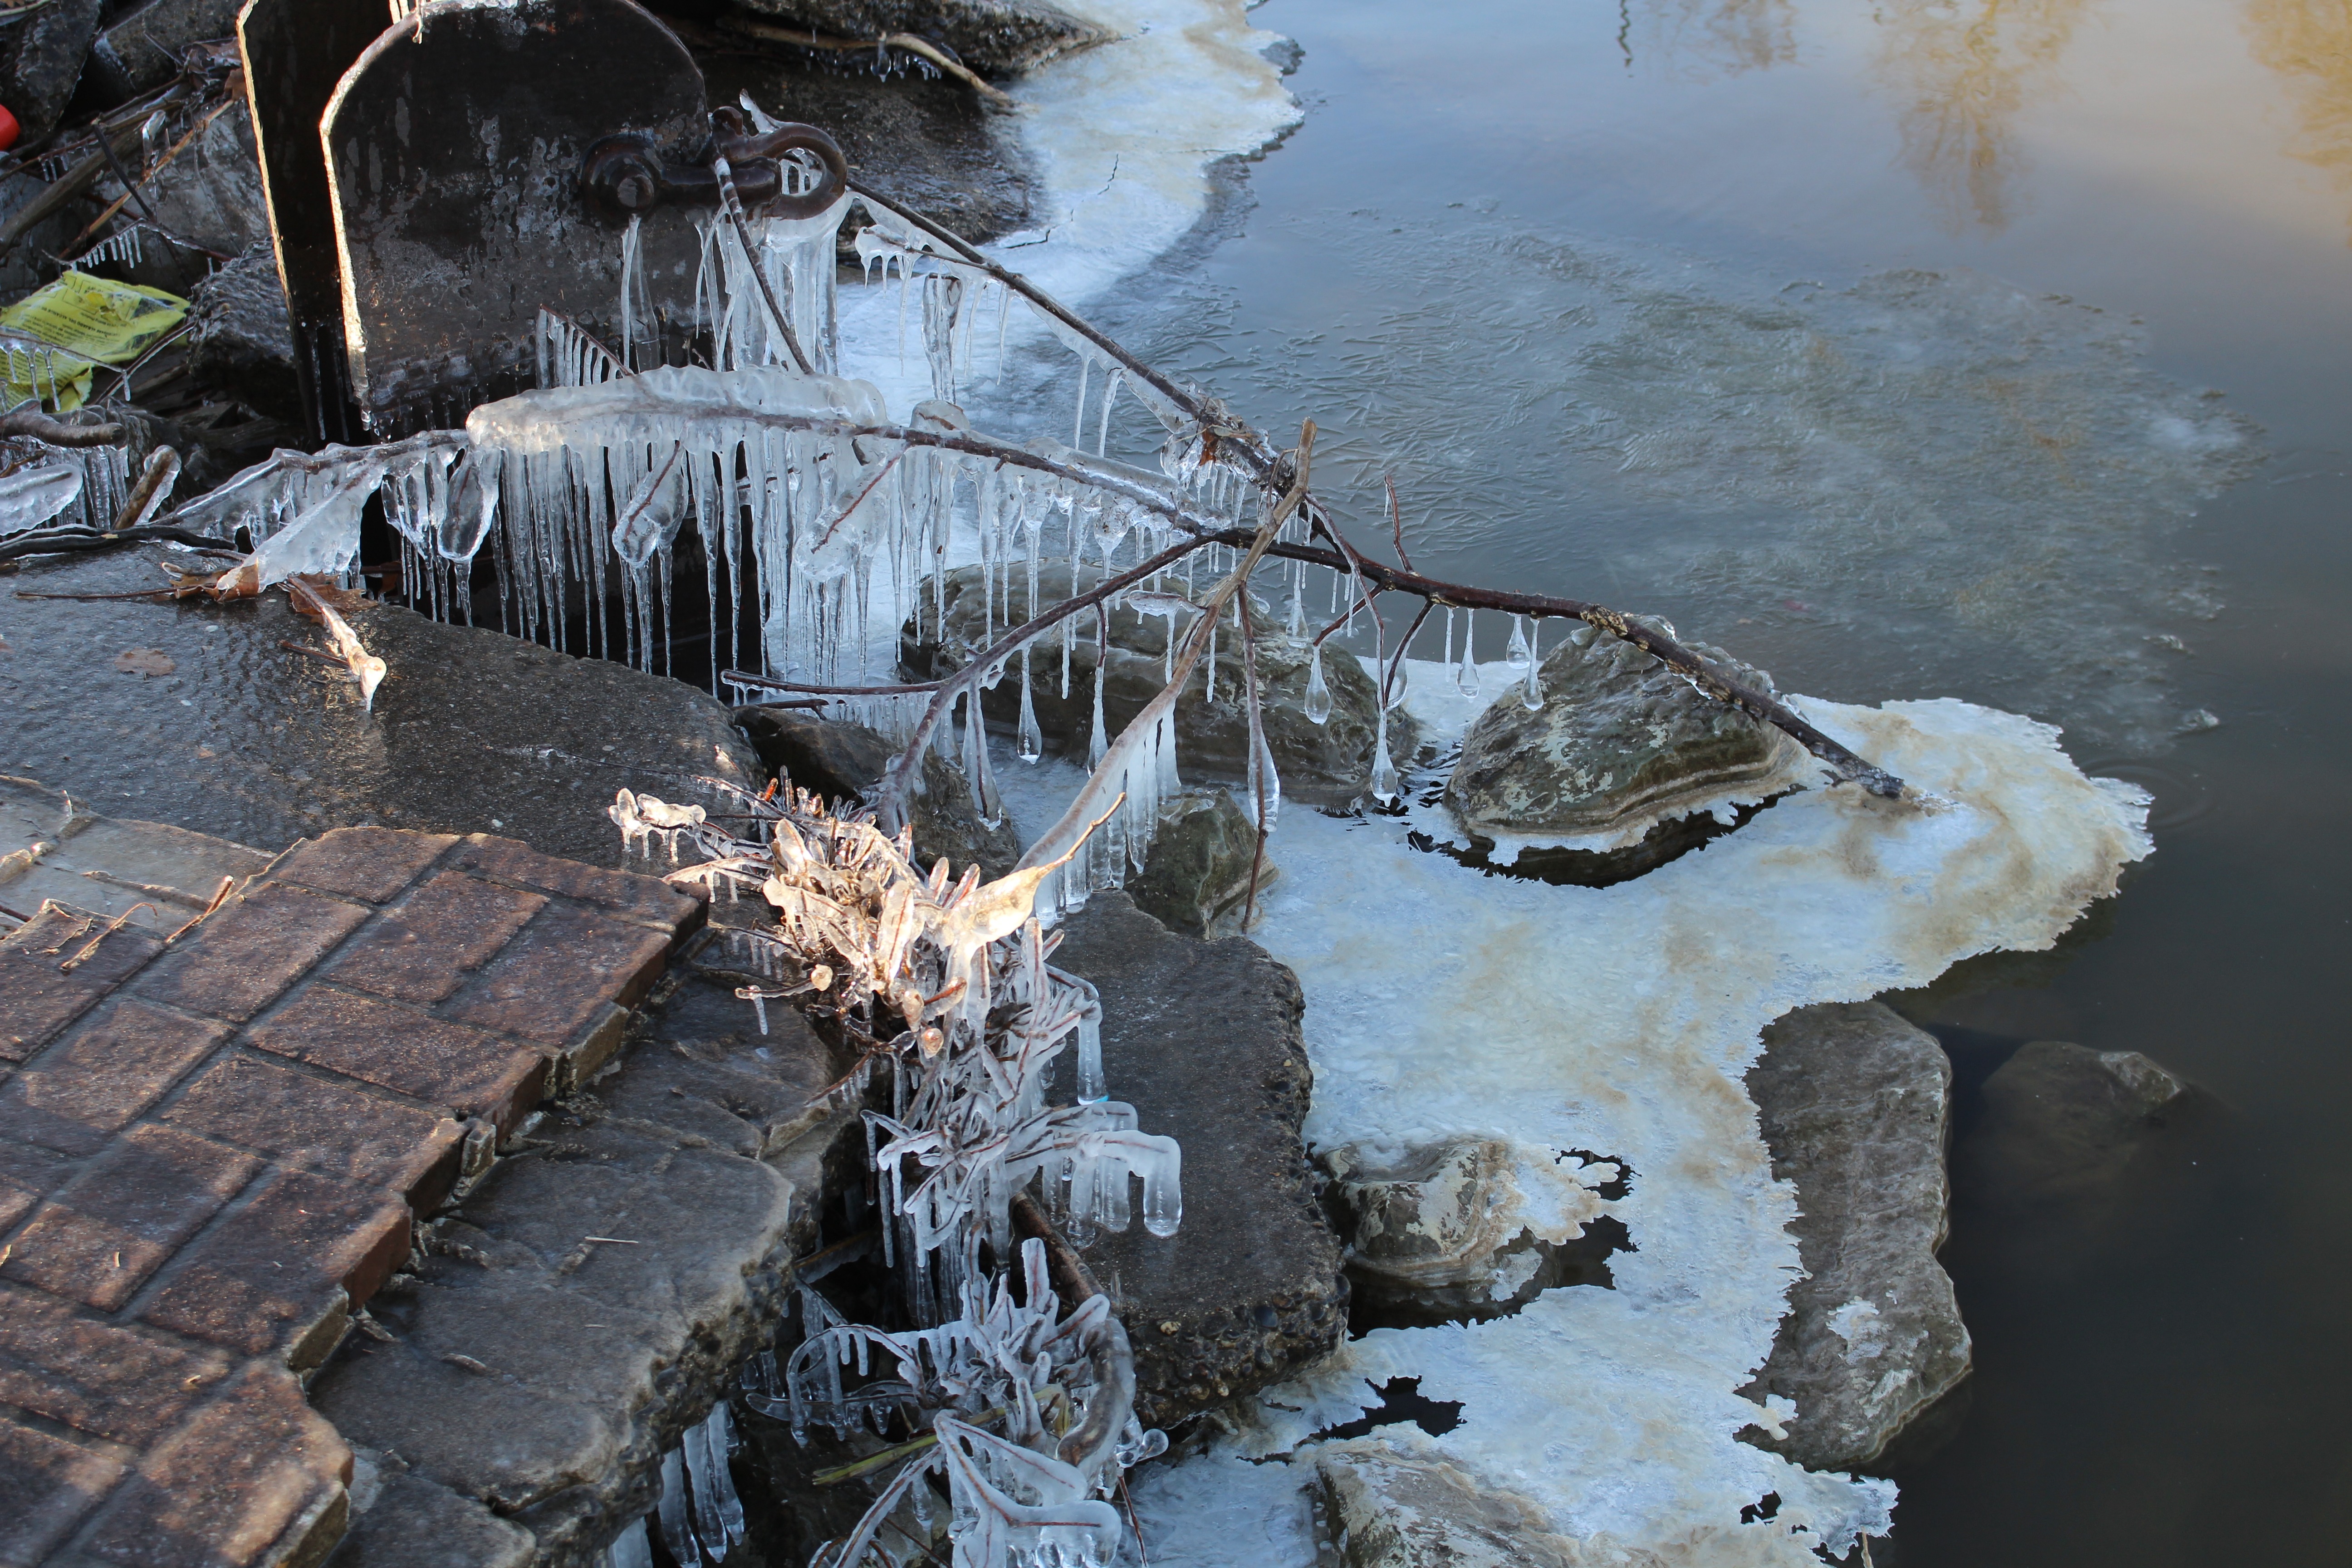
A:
66,95,237,257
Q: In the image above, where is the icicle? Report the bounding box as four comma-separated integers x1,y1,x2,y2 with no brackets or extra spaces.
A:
1016,647,1044,762
604,1519,654,1568
1303,644,1332,725
1508,613,1532,669
1457,608,1482,696
1089,609,1110,768
1522,625,1545,710
1071,353,1091,449
656,1449,699,1568
1370,710,1399,804
1095,366,1122,454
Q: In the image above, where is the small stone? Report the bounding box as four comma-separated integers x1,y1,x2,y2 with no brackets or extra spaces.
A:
1123,787,1276,938
1959,1039,2207,1213
1314,1446,1580,1568
1446,622,1800,858
186,246,301,423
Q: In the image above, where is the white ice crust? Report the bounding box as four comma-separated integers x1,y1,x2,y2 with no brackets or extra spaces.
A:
1124,663,2151,1566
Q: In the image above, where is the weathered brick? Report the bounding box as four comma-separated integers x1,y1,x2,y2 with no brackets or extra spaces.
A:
0,1138,69,1232
0,999,229,1156
160,1053,464,1204
0,1415,126,1568
448,833,701,928
0,1285,233,1446
140,1167,410,1361
267,825,456,905
0,1125,260,1311
132,884,370,1023
441,903,676,1047
74,1361,351,1568
247,986,546,1133
325,872,546,1005
0,905,162,1061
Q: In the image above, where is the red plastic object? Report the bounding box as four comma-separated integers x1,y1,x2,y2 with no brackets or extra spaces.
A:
0,106,19,153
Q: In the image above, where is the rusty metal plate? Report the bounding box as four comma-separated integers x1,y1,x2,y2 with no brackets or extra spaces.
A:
323,0,709,433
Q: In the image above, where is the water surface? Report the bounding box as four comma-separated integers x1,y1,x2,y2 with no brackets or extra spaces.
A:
1074,0,2352,1559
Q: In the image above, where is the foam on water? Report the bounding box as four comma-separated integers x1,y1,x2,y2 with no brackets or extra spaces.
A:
1119,663,2150,1564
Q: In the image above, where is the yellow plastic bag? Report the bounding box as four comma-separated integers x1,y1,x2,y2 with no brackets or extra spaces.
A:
0,271,189,412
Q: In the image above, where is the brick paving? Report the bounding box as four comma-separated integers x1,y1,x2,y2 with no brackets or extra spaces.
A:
0,827,702,1568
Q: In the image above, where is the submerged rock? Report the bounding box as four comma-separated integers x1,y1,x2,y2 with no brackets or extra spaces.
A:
1123,785,1275,938
1446,622,1800,856
1740,1001,1970,1475
902,562,1406,805
1322,1137,1621,1329
1960,1040,2206,1212
732,704,1024,879
1048,891,1344,1427
725,0,1112,76
1313,1445,1580,1568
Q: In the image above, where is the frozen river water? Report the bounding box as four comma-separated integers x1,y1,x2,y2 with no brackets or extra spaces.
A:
1023,0,2352,1561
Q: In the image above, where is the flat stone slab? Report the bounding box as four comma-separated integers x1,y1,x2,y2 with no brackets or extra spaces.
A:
0,546,763,867
1048,891,1345,1427
314,933,854,1566
0,823,702,1567
1739,1000,1970,1475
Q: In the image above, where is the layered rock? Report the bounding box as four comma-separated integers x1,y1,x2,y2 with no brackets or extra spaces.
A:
902,562,1405,806
1740,1001,1970,1475
1445,622,1801,869
1048,891,1345,1427
1960,1040,2208,1213
725,0,1112,76
1313,1445,1581,1568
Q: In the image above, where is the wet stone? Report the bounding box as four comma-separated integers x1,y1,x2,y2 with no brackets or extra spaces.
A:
130,881,372,1023
330,1450,536,1568
87,0,242,97
0,1284,235,1446
1740,1000,1970,1475
0,1412,128,1565
903,563,1405,806
247,985,547,1133
0,547,764,867
309,943,854,1565
0,0,102,141
1446,622,1802,856
1047,890,1344,1426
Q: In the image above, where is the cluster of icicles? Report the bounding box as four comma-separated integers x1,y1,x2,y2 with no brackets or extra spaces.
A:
149,86,1573,919
601,775,1175,1568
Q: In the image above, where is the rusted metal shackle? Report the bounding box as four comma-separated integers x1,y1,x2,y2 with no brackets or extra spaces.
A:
579,117,848,220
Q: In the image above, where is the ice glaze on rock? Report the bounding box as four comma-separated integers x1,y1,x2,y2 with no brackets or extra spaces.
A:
902,562,1407,805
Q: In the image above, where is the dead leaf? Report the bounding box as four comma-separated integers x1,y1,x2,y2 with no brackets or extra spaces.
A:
287,577,386,711
113,648,174,676
288,573,367,614
195,745,215,760
0,632,12,652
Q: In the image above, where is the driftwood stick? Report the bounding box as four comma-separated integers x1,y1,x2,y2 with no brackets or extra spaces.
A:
1008,1190,1104,1308
0,409,124,446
